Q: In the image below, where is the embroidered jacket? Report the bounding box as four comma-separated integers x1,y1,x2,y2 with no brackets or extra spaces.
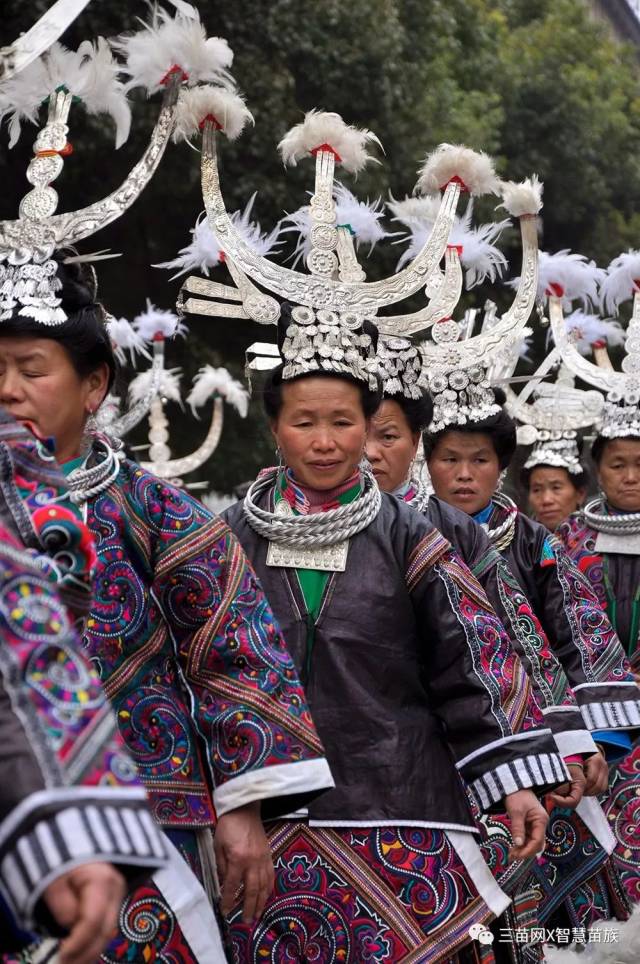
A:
0,425,169,938
426,497,598,759
22,451,334,829
482,501,640,735
558,511,640,676
224,490,566,829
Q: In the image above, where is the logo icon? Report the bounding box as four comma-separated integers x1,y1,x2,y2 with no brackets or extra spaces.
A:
468,923,495,945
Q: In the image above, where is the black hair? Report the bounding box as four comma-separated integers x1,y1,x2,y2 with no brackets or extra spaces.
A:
422,387,517,470
591,434,640,465
263,364,382,422
520,463,589,492
0,258,118,392
382,391,434,435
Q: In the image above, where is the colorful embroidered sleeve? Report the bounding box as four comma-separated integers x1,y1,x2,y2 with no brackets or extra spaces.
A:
487,556,598,759
535,532,640,733
135,470,333,819
0,529,167,932
406,530,567,812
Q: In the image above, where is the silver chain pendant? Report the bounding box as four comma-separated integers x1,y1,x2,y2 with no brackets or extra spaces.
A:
266,498,349,570
266,539,349,571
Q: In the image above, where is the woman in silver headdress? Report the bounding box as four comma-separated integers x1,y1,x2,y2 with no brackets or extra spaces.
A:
367,370,633,940
220,300,573,964
521,434,589,532
423,388,640,922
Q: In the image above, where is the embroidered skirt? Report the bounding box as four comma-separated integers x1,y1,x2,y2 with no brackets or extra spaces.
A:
227,821,510,964
600,738,640,910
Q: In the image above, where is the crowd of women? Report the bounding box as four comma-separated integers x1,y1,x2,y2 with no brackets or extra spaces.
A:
2,4,640,963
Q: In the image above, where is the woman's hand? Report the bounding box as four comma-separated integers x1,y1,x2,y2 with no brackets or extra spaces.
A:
547,763,586,809
583,751,609,796
504,788,549,861
44,862,126,964
214,801,275,924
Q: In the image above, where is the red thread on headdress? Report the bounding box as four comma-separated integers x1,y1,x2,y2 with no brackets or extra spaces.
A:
160,64,189,86
448,244,463,256
153,332,166,342
439,175,469,192
546,282,565,298
311,143,343,162
36,143,73,158
199,114,223,131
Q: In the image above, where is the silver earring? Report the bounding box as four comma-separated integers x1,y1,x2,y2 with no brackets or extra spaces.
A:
275,446,284,468
496,469,507,493
85,411,98,436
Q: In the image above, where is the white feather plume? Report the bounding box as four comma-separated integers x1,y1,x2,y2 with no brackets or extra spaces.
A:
128,366,182,405
391,197,508,285
332,183,392,247
451,204,510,287
187,366,249,417
278,110,382,174
387,194,442,227
156,194,280,279
415,144,500,197
106,316,152,365
0,39,131,148
172,85,252,142
536,250,605,309
600,250,640,314
498,175,543,217
132,299,187,340
552,309,626,356
114,6,234,95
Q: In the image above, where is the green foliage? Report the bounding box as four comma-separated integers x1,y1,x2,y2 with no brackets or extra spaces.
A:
2,0,640,491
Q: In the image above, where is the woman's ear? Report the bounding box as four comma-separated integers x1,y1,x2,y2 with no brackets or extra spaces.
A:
411,431,421,458
86,362,111,411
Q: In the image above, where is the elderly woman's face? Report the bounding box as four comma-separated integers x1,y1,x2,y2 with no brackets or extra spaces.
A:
597,438,640,513
528,466,585,531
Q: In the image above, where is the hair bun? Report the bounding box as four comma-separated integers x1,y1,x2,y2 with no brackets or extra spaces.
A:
54,257,98,312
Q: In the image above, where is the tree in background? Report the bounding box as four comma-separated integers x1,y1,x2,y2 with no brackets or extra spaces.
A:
1,0,639,491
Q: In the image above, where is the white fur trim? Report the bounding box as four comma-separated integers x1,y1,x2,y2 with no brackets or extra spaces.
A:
172,85,252,142
498,174,543,217
278,110,382,174
415,143,499,196
114,6,233,95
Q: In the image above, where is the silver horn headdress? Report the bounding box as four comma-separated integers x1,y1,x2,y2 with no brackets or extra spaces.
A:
171,99,541,401
0,3,236,326
548,249,640,440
